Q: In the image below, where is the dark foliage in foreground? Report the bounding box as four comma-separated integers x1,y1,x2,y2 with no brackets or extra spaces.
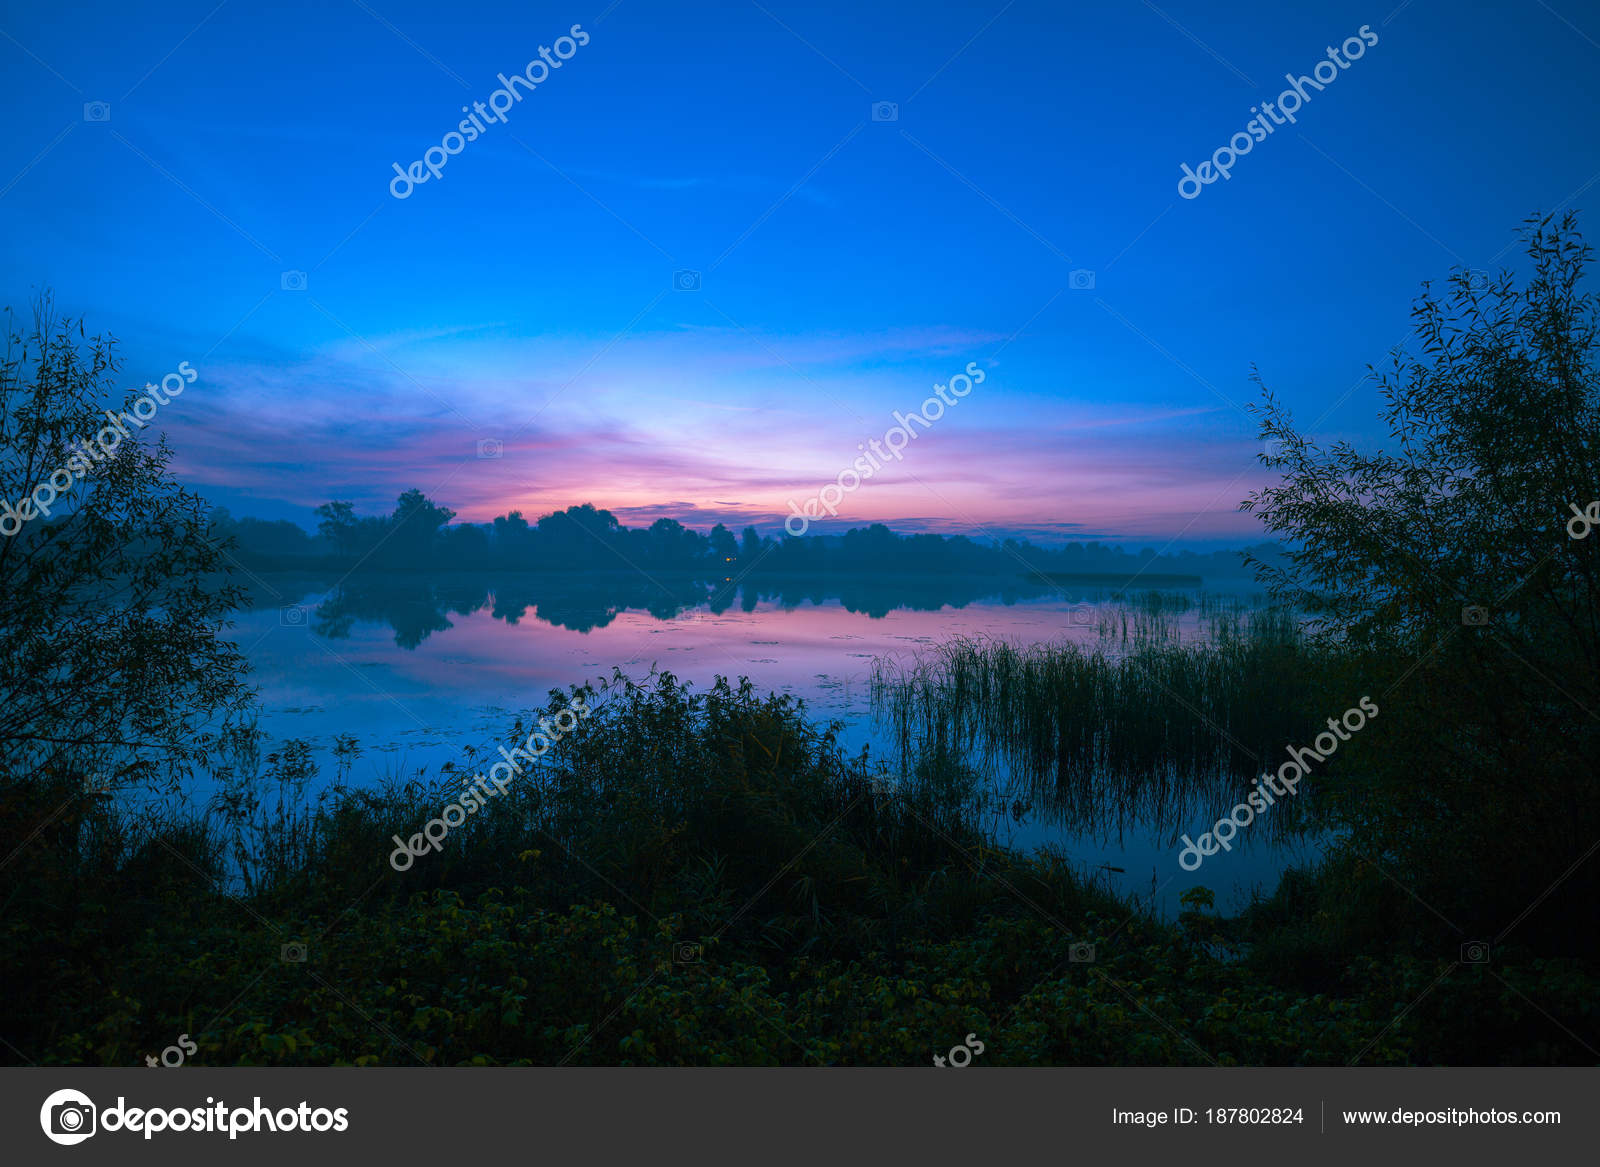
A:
1246,213,1600,953
0,298,251,792
2,673,1594,1066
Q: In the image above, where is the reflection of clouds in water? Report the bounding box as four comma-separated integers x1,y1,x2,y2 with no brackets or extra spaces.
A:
232,582,1287,917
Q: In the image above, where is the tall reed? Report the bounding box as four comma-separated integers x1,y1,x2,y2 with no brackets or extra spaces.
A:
868,598,1316,836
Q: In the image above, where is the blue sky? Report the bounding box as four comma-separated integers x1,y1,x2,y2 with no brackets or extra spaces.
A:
2,0,1597,545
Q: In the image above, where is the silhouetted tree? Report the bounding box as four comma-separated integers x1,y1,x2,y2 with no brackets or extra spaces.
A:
646,517,705,567
538,503,623,569
1244,210,1600,950
389,488,455,565
315,500,357,560
493,510,535,566
708,523,738,565
0,296,250,790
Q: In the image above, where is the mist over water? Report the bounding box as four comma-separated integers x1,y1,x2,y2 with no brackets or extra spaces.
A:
229,571,1308,915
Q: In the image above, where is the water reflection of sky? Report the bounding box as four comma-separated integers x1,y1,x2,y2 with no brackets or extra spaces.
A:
228,582,1312,916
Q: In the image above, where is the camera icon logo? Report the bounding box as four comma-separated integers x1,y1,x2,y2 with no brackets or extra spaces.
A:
476,438,504,460
1069,941,1096,963
1464,269,1490,292
279,605,308,627
1460,940,1490,964
83,102,111,122
280,270,308,292
1461,604,1490,627
40,1088,97,1145
280,941,308,963
673,269,701,292
1068,604,1095,627
1069,269,1096,290
672,941,702,965
871,101,899,122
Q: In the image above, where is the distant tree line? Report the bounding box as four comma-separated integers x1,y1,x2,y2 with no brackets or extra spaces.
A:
209,497,1272,578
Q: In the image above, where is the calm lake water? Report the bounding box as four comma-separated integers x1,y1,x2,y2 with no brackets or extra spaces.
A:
226,572,1318,916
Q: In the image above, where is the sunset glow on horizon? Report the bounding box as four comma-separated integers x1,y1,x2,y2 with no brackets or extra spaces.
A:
4,0,1594,546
